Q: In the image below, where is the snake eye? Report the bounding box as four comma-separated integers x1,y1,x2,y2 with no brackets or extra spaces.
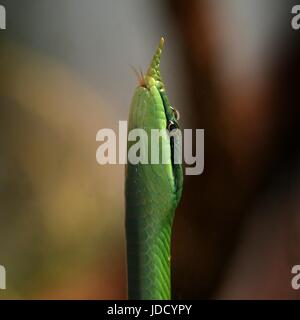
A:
170,106,180,121
167,121,177,132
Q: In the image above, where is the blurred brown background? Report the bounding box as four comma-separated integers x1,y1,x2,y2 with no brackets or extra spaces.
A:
0,0,299,299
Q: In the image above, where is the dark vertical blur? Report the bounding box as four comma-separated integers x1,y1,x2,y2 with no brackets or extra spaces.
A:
167,0,300,299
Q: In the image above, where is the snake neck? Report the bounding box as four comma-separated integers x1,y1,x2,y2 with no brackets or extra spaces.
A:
125,207,174,300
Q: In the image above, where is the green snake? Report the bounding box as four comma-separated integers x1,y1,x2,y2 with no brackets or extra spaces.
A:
125,38,183,300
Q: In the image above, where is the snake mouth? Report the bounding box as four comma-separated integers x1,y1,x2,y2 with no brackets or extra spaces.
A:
158,88,183,199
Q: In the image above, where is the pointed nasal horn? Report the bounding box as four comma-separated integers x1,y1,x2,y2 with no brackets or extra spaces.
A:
146,37,165,83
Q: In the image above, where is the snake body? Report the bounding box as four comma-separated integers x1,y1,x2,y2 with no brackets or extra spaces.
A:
125,38,183,299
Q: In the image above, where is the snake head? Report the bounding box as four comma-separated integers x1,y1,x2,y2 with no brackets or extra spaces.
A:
128,37,183,209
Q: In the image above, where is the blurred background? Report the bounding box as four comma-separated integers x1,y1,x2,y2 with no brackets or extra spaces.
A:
0,0,299,299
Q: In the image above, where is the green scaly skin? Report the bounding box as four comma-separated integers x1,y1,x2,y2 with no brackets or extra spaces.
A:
125,38,183,300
